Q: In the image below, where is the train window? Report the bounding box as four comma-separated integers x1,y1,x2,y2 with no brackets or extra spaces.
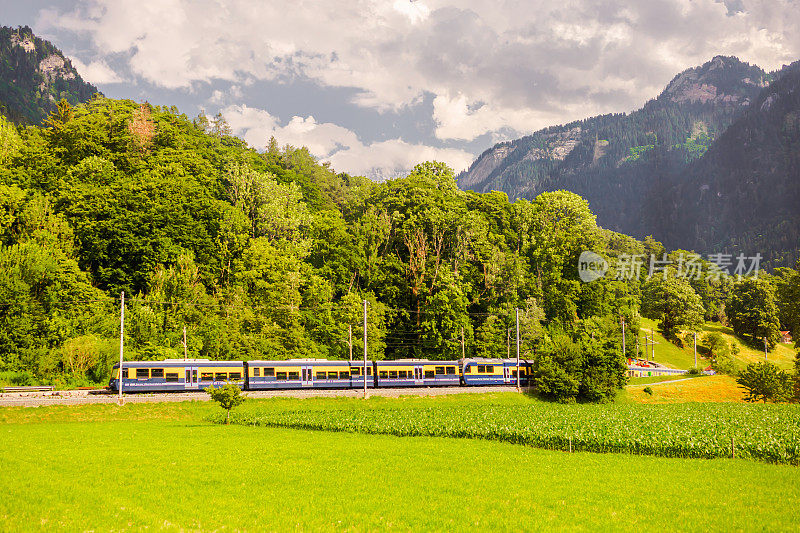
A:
215,373,228,381
151,368,164,379
264,367,275,377
379,371,388,379
276,372,287,380
424,370,434,378
328,371,339,379
389,371,398,379
477,365,485,373
511,370,517,377
200,372,214,381
253,368,261,377
119,369,127,379
229,372,242,381
316,372,327,380
435,366,444,375
351,367,360,376
367,367,372,375
339,371,349,379
288,372,300,380
165,373,179,382
136,368,149,379
446,367,456,375
398,370,407,379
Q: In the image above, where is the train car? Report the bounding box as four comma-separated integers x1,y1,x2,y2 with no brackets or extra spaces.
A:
502,358,533,386
461,358,533,386
109,359,245,392
460,358,505,385
245,359,374,390
374,359,460,387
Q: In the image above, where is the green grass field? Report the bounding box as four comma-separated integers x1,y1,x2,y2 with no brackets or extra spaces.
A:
1,399,799,531
637,318,797,371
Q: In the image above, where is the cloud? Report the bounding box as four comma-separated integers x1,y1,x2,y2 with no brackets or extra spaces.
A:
224,104,473,178
70,57,124,84
38,0,800,144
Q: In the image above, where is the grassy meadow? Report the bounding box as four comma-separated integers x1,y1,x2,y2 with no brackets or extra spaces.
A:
2,394,800,531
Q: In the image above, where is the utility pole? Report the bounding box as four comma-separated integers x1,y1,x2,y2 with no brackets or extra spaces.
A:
507,328,510,359
118,291,125,406
182,326,188,360
764,337,768,360
461,327,465,359
694,331,697,368
348,324,353,361
651,328,655,361
363,299,368,398
620,316,626,359
515,308,520,391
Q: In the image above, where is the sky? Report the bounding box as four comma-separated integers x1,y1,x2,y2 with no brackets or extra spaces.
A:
3,0,800,179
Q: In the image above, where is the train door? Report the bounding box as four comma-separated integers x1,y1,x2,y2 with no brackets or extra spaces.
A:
414,365,423,385
503,365,510,385
301,366,313,387
184,366,198,390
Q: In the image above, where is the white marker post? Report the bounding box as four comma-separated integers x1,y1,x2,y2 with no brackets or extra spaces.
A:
118,291,125,406
363,299,368,399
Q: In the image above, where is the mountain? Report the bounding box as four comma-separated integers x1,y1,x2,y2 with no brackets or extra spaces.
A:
650,61,800,266
458,56,770,242
0,26,99,124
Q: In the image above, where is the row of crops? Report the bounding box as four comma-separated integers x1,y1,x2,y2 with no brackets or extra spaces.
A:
228,399,800,464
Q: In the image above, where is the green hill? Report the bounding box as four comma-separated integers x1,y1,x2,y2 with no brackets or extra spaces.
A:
638,317,796,371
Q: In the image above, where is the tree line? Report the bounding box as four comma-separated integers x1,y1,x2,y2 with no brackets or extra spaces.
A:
1,97,798,402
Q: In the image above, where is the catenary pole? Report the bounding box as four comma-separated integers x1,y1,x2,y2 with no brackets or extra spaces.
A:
694,331,697,368
363,299,368,398
621,316,626,358
515,308,520,391
764,337,768,360
118,291,125,405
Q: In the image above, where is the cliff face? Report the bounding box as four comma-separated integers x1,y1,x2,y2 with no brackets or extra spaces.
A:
0,26,99,124
458,56,767,201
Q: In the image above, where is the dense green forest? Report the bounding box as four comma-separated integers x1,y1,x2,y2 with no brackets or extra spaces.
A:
1,97,798,401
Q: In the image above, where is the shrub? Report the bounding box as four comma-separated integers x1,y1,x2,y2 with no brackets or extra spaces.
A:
643,386,653,396
736,362,792,403
206,382,245,424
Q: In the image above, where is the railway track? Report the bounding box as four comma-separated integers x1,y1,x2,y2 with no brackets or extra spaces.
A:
0,385,523,408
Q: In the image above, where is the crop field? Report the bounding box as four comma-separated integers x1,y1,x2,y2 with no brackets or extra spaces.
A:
229,392,800,464
1,398,799,531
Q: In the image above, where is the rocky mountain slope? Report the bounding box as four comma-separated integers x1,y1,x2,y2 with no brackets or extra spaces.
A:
0,26,98,124
651,61,800,266
457,56,800,265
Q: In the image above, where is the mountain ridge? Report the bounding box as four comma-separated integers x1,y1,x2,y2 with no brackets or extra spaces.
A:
0,25,99,124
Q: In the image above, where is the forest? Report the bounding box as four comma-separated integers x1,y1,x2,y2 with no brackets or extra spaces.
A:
1,97,798,402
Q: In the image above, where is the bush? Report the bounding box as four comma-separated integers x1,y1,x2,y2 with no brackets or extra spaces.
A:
736,362,792,403
206,382,245,423
643,386,653,396
712,352,737,375
686,367,703,376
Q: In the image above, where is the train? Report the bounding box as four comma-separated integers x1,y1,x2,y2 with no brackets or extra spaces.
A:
109,357,533,392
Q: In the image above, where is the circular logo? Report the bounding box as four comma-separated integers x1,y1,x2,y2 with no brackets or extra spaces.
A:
578,251,608,282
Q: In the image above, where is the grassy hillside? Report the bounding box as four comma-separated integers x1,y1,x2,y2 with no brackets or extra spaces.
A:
637,318,797,371
623,374,746,403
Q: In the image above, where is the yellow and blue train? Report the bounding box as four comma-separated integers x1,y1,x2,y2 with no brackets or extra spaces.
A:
109,357,532,392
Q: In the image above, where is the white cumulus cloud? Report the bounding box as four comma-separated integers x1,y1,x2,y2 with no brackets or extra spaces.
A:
224,104,473,178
